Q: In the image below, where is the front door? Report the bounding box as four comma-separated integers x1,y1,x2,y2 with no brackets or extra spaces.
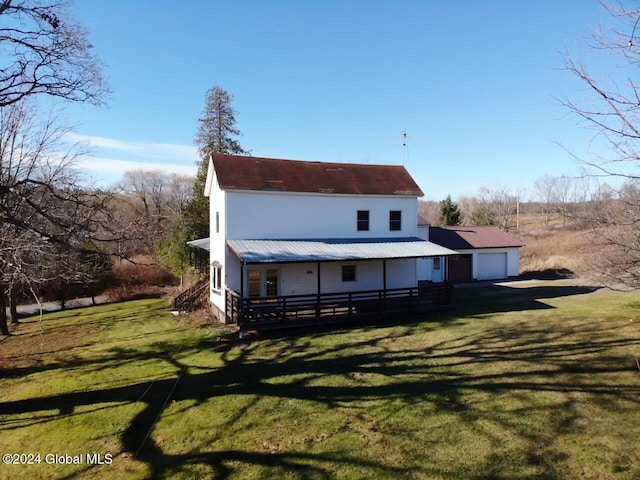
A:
266,269,279,297
431,257,444,282
247,268,279,298
248,270,261,298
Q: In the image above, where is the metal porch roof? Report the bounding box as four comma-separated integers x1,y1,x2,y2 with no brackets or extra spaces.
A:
227,237,457,264
186,238,210,251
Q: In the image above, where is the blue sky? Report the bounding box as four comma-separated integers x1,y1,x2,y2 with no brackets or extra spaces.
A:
66,0,612,200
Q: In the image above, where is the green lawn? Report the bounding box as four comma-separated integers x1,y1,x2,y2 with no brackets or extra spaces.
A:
0,281,639,479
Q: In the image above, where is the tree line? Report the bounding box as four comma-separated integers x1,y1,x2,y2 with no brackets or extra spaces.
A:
420,174,613,231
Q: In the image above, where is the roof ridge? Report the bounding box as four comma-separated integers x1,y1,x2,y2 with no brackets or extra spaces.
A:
212,152,405,168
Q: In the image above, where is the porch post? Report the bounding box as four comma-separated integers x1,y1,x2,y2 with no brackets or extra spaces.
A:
383,259,387,292
240,261,245,298
383,259,387,315
444,256,448,283
316,262,321,319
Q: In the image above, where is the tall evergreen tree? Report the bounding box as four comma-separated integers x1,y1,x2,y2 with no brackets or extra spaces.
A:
439,195,463,226
195,86,248,159
186,86,248,240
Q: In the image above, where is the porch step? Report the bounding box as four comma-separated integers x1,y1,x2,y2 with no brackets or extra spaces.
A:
173,278,209,313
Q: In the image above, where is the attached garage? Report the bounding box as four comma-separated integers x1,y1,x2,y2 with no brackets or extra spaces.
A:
477,252,507,280
428,226,524,283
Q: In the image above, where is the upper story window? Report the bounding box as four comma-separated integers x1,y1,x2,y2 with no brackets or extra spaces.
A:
216,211,220,233
389,210,401,231
357,210,369,231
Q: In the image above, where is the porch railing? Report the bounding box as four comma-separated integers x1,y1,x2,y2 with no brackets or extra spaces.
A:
225,283,453,331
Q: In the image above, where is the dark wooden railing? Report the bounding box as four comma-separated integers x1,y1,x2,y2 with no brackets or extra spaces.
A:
225,283,453,331
173,277,209,312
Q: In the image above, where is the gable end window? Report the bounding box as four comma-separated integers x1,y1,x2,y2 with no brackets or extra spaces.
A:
342,265,356,282
389,210,401,231
216,211,220,233
357,210,369,231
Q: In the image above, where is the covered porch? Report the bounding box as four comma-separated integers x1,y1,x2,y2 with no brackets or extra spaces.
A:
225,237,456,331
186,237,210,272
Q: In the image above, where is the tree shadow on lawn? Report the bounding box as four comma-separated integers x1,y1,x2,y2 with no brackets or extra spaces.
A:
247,282,602,342
0,301,179,371
1,311,638,479
447,282,601,318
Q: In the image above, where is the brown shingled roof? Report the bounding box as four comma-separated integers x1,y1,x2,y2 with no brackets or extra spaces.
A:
212,153,424,196
429,226,524,249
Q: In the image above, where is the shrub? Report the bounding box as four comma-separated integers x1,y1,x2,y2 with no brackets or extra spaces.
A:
112,255,178,287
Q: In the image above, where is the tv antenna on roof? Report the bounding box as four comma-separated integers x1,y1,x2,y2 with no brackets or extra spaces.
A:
401,129,412,165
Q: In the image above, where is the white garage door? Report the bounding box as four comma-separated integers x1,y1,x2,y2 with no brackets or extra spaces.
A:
477,252,507,280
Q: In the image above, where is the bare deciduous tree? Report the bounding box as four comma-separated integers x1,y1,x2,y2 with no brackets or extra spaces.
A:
116,170,193,252
562,2,640,287
457,195,479,224
418,200,440,226
533,174,578,228
0,0,108,108
533,175,559,229
475,186,518,231
0,100,116,335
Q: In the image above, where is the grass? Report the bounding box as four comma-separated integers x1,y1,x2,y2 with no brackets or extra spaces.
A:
1,282,639,479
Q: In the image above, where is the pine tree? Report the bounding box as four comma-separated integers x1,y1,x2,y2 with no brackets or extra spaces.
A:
155,224,191,285
186,86,248,240
195,86,248,159
439,195,463,226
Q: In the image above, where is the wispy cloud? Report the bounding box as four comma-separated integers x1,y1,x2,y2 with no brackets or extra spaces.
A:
66,133,198,163
78,157,197,176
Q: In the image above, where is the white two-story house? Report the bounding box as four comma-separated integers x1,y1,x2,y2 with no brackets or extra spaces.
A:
189,153,455,329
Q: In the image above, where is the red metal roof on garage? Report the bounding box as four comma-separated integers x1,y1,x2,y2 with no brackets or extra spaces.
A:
429,226,524,249
212,153,424,196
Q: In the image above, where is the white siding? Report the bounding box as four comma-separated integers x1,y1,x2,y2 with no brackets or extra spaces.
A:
281,263,318,296
506,248,520,277
225,250,242,292
417,258,429,281
208,168,227,314
386,258,416,288
226,191,418,240
316,261,383,293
